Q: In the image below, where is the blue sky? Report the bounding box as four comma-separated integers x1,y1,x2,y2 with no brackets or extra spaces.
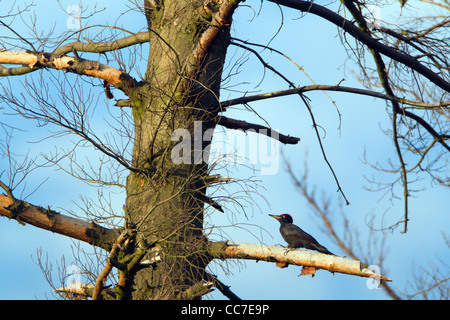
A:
1,0,449,300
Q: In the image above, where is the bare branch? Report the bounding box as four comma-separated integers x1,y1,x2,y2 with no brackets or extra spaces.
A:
285,158,402,299
54,283,95,300
52,32,151,57
204,272,241,300
230,30,351,204
208,242,392,282
221,84,450,152
269,0,450,92
0,50,138,89
220,84,450,110
0,64,38,76
92,230,128,300
0,194,119,251
217,115,300,145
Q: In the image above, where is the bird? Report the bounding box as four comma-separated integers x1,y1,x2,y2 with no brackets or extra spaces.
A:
269,214,335,255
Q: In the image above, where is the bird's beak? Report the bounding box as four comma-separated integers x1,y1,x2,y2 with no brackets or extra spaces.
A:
268,214,281,220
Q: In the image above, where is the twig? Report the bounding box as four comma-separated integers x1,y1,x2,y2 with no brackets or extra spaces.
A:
232,41,349,203
219,85,450,151
268,0,450,92
341,0,409,231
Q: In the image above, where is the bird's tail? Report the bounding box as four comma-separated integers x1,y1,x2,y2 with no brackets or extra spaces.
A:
316,244,336,256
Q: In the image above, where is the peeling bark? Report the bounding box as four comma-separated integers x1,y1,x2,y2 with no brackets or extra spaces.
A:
0,50,136,87
208,242,392,281
0,194,119,251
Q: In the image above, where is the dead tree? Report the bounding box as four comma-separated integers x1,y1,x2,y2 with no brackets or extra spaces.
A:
1,0,449,299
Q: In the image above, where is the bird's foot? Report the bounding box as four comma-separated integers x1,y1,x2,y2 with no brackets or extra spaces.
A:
283,247,295,255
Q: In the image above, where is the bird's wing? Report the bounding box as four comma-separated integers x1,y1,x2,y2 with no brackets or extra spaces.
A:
291,225,320,244
295,226,335,255
281,224,318,246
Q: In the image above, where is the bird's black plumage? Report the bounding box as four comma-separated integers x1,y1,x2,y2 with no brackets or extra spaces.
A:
269,214,335,255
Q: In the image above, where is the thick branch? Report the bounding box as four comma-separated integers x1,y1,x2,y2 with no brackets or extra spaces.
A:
0,194,119,251
54,283,95,299
0,50,137,89
208,242,392,281
269,0,450,93
204,272,241,300
217,115,300,145
185,0,241,78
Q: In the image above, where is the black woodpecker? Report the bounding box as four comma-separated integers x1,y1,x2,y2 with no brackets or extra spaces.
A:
269,214,335,255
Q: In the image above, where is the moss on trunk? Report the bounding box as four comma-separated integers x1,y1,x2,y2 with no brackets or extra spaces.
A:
124,0,231,299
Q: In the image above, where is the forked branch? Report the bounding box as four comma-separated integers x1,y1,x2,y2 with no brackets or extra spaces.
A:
220,85,450,151
269,0,450,92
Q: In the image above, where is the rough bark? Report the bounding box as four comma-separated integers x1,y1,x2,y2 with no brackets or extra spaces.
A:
1,0,408,300
0,194,119,250
122,0,239,299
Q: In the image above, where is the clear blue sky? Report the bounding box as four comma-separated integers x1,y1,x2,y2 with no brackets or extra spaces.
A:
0,0,448,300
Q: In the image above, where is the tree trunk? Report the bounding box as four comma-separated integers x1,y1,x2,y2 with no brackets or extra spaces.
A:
124,0,231,299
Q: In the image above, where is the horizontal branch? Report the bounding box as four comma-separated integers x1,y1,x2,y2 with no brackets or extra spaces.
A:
208,242,392,281
54,283,95,299
220,84,450,109
0,50,137,89
0,194,119,251
269,0,450,93
217,116,300,145
52,32,150,57
220,85,450,151
0,64,38,76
